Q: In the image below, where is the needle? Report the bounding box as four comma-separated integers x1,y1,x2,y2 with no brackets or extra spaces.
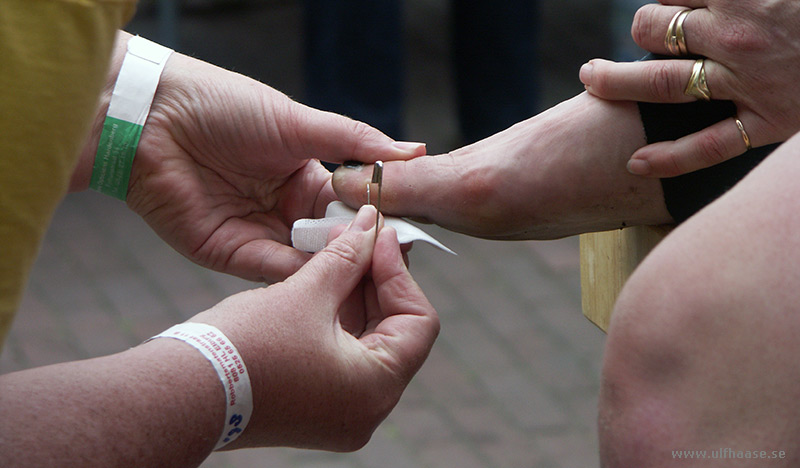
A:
367,161,383,240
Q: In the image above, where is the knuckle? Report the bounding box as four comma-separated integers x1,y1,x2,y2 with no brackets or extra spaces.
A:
434,151,497,213
587,63,616,97
458,161,498,207
256,242,284,282
630,8,652,48
630,4,658,47
696,132,731,167
454,159,511,224
647,64,683,101
321,236,362,268
279,98,313,153
661,151,686,177
348,119,380,154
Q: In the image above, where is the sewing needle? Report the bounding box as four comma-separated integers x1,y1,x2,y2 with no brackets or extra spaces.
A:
368,161,383,240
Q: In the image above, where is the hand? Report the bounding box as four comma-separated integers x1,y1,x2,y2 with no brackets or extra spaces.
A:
193,205,439,451
579,0,800,177
0,205,438,464
333,93,672,240
104,34,425,282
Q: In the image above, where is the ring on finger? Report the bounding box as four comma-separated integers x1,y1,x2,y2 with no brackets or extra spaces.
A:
665,9,692,55
684,58,712,101
735,117,752,150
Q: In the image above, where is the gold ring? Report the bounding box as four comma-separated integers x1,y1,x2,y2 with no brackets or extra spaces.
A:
674,10,690,55
684,58,711,101
735,118,752,150
665,9,691,55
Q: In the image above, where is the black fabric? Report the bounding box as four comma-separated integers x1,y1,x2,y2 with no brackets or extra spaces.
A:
639,100,778,222
637,55,779,223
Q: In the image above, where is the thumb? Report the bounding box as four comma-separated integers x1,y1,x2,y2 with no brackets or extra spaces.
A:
287,102,426,163
285,205,379,307
362,227,440,380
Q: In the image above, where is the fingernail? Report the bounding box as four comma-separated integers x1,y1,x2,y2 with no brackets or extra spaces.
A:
347,205,377,232
392,141,426,153
627,158,651,176
579,61,594,85
342,160,364,170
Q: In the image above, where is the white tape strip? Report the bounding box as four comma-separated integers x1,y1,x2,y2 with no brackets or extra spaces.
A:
292,201,456,255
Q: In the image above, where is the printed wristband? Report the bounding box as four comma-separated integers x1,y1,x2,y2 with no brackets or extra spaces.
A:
90,36,173,200
148,323,253,450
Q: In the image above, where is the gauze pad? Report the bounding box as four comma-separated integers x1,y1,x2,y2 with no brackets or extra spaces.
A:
292,201,455,255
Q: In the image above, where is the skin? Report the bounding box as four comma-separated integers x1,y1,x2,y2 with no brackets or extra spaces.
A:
0,206,440,467
331,32,800,462
334,91,673,240
580,0,800,177
72,31,427,283
11,1,799,463
599,131,800,467
2,28,439,466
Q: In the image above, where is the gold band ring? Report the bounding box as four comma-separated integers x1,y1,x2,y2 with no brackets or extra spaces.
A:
735,118,752,150
665,9,691,55
684,59,712,101
674,10,690,55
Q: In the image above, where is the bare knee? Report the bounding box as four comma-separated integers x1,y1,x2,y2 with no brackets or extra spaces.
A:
598,258,712,467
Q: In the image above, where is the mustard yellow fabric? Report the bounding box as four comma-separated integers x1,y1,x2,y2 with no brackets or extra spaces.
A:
0,0,136,345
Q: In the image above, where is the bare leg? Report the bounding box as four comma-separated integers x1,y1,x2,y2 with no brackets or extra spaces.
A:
600,133,800,466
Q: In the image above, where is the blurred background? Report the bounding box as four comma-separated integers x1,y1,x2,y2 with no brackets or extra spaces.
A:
1,1,648,466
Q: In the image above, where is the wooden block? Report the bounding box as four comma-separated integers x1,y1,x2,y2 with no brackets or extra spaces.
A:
579,225,673,332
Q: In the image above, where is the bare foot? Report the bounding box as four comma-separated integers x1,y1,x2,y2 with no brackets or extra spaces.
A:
333,92,673,240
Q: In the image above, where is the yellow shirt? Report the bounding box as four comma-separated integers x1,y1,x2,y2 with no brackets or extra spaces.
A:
0,0,136,345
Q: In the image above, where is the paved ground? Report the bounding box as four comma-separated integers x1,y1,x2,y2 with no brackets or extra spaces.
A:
0,1,644,466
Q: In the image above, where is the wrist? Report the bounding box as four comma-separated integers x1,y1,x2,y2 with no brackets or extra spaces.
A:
187,310,270,449
124,337,224,462
71,31,132,192
72,31,175,197
146,322,253,450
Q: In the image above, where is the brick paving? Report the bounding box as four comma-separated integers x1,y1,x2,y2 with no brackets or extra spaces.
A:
0,0,631,466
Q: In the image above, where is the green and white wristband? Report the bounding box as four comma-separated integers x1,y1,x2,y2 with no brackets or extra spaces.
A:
90,35,173,200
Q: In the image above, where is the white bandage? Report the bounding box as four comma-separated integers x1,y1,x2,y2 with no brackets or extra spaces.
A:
292,201,456,254
148,323,252,450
